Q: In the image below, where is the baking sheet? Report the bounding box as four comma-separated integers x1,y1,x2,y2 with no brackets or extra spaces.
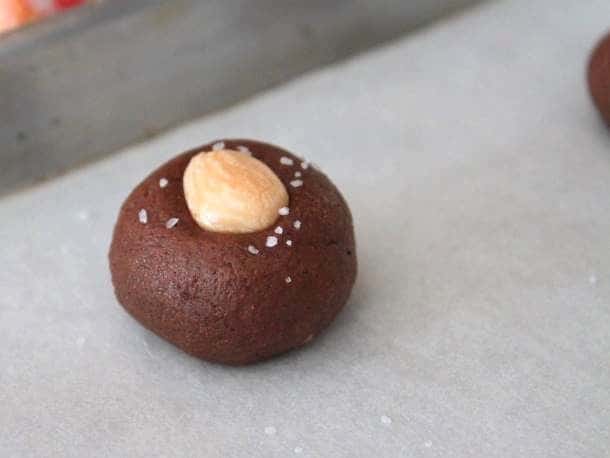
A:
2,0,610,456
0,0,480,197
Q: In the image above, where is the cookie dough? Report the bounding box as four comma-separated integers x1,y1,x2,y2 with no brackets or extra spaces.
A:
108,140,357,364
588,31,610,126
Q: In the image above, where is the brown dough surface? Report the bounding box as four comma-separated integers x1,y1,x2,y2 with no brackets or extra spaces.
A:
588,31,610,126
109,140,357,365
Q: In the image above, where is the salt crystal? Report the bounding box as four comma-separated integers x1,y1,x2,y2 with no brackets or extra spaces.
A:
212,141,225,151
294,171,301,178
159,177,168,188
274,226,283,235
278,207,290,216
280,156,294,166
286,240,292,246
165,217,179,229
266,236,278,248
237,146,251,155
138,209,148,224
247,245,259,255
285,276,292,284
293,220,301,230
300,161,309,170
290,179,303,188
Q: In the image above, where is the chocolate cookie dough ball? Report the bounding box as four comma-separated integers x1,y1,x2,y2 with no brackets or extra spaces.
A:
109,140,357,365
588,31,610,126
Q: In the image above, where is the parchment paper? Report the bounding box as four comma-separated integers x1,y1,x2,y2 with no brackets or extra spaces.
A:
1,1,610,456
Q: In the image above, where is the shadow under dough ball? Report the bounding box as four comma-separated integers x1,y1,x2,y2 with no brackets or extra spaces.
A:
588,31,610,126
109,140,357,365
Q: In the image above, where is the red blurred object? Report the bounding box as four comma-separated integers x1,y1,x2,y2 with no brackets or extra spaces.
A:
55,0,85,9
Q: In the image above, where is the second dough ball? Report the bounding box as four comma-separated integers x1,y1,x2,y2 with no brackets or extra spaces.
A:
588,31,610,126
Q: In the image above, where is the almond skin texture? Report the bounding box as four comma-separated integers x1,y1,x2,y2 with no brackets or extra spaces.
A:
588,31,610,127
108,140,357,365
183,149,288,234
